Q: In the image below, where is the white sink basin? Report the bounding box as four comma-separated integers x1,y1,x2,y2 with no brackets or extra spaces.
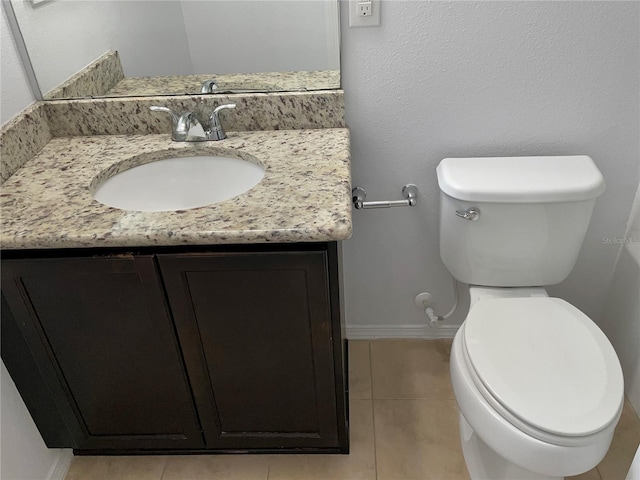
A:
93,155,265,212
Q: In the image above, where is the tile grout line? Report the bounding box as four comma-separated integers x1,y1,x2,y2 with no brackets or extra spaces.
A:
368,340,375,400
266,456,272,480
369,341,379,480
627,395,640,421
594,465,604,480
158,456,167,480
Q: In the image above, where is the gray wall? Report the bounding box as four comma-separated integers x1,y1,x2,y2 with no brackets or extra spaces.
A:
600,183,640,414
340,1,640,336
1,5,70,480
11,0,339,95
1,2,34,121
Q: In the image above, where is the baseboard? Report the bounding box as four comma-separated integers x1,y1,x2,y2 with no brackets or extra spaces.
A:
47,449,73,480
346,323,460,339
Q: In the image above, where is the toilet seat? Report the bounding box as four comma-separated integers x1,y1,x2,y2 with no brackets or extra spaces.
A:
462,297,623,446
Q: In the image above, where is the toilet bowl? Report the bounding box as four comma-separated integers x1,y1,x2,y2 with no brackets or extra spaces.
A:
436,156,625,479
450,288,623,479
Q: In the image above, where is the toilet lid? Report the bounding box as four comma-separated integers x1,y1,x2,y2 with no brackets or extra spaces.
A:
463,297,623,437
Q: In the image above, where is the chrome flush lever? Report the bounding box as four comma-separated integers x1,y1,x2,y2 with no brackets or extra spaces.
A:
455,207,480,221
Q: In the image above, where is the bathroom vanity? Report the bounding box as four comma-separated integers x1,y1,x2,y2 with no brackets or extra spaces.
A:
0,128,352,454
2,242,347,453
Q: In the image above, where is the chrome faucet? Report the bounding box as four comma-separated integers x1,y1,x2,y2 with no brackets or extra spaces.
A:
208,104,236,140
150,104,236,141
200,79,218,94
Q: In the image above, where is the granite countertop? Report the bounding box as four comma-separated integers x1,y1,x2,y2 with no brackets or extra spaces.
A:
0,129,352,249
107,71,341,97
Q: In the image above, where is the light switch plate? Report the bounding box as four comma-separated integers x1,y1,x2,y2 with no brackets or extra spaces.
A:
349,0,381,27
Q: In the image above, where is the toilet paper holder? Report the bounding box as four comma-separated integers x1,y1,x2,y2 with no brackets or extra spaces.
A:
351,184,418,209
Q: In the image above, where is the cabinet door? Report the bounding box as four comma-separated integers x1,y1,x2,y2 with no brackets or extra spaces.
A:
1,255,204,451
159,251,339,450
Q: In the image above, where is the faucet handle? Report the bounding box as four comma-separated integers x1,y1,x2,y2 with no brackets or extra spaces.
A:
209,103,236,140
150,106,179,125
211,103,236,118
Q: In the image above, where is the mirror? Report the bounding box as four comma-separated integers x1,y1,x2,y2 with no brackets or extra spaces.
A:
9,0,340,100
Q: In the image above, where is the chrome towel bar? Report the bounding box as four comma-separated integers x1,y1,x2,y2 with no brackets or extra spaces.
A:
352,184,418,209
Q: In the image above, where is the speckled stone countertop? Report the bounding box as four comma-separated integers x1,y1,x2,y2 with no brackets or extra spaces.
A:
0,129,351,249
107,70,340,97
43,50,340,99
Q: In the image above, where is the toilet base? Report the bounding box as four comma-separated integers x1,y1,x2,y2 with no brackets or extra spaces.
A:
459,413,563,480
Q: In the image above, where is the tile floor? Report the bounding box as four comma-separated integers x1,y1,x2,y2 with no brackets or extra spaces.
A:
65,339,640,480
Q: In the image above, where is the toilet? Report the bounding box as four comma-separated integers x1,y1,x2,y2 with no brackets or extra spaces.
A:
436,156,624,480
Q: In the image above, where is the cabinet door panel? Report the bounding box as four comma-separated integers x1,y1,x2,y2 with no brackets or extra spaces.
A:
159,251,339,449
1,256,204,450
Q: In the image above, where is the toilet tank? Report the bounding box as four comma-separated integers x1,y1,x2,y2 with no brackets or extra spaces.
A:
436,156,605,287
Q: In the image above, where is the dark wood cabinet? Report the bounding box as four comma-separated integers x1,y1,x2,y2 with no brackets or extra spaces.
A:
1,255,204,451
1,243,348,454
159,250,341,450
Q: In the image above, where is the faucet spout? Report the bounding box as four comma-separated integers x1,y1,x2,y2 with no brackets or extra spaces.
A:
150,104,236,142
150,106,206,142
200,79,218,94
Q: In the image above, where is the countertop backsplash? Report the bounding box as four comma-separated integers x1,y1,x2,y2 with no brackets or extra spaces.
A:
0,90,345,186
44,91,345,137
45,50,125,100
0,102,52,185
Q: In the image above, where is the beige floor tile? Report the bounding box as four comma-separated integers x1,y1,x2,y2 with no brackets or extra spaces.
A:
65,456,166,480
65,456,111,480
371,339,454,400
349,340,372,399
597,398,640,480
568,467,602,480
374,399,469,480
111,456,168,480
266,399,376,480
161,455,269,480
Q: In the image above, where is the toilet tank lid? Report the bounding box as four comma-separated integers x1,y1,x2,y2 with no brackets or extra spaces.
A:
436,156,605,203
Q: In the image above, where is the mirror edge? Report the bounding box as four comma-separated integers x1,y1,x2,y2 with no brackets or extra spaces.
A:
3,0,43,100
5,0,343,101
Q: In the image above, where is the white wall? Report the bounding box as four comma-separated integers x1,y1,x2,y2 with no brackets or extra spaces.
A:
104,1,193,78
10,0,193,94
181,0,338,74
1,2,34,121
600,183,640,414
1,4,71,479
11,0,339,95
340,1,640,335
0,366,70,480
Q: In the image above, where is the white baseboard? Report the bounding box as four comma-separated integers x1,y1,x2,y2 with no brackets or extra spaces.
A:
346,323,460,340
47,449,73,480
